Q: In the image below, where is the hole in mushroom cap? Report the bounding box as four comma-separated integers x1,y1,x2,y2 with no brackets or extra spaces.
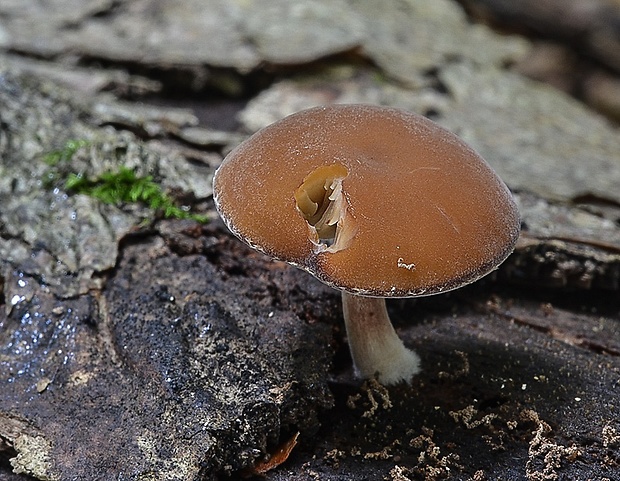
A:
294,164,357,254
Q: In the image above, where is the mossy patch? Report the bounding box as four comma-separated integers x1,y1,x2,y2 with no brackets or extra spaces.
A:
44,140,208,223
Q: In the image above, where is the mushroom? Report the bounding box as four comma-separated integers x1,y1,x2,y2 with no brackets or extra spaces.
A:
213,104,520,385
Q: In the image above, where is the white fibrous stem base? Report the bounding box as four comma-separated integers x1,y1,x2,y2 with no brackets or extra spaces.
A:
341,291,421,385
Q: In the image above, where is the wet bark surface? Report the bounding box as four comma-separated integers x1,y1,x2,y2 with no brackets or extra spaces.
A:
1,1,619,480
1,220,336,480
2,213,619,480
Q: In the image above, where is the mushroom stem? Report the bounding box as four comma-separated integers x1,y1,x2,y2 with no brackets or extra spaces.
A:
341,291,421,385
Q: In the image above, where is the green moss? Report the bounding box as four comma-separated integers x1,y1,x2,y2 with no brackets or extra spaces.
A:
43,140,91,188
44,139,90,166
44,140,208,223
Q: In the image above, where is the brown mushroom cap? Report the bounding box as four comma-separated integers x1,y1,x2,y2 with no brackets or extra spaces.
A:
213,104,520,297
